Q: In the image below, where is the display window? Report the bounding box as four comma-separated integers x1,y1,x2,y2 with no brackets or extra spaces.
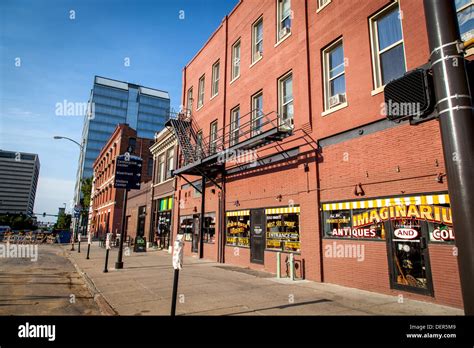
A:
265,208,300,252
203,213,216,243
179,215,194,242
226,210,250,247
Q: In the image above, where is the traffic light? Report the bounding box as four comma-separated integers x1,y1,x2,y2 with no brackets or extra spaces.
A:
43,212,46,217
384,68,436,124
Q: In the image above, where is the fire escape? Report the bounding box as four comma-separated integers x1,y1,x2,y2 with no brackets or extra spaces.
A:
165,108,293,258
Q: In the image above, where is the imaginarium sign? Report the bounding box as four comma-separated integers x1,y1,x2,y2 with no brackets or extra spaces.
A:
352,204,452,227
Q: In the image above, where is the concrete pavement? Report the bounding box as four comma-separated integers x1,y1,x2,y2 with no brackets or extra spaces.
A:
0,244,101,315
63,243,463,316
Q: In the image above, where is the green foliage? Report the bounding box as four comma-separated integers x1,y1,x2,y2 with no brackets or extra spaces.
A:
54,212,72,230
81,177,93,217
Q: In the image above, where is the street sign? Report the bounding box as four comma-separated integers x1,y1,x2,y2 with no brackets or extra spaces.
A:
74,211,80,218
113,153,143,190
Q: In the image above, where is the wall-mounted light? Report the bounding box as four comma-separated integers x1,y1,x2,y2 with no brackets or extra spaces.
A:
276,194,283,202
354,183,365,196
436,173,447,183
234,200,240,207
304,163,309,172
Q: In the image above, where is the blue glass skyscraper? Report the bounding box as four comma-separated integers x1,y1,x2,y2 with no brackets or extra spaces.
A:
74,76,170,207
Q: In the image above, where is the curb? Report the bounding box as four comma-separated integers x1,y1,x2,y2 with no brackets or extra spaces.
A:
62,247,118,316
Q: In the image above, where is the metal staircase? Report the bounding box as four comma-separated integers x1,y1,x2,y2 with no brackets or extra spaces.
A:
166,108,293,176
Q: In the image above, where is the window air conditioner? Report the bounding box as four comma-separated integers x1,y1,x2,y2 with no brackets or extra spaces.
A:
328,93,346,108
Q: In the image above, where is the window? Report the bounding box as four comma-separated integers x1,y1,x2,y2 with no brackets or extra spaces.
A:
211,61,220,97
266,210,300,252
147,157,153,177
277,0,291,40
226,211,250,247
278,73,294,127
251,92,263,136
158,154,165,183
252,18,264,63
456,0,474,42
203,213,216,243
186,87,193,114
209,121,218,154
196,130,203,159
197,75,205,108
323,39,346,111
370,2,406,88
230,106,240,146
318,0,331,10
231,40,241,80
166,148,174,179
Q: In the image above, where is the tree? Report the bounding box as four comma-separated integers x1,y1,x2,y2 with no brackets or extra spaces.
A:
81,177,93,218
54,213,72,230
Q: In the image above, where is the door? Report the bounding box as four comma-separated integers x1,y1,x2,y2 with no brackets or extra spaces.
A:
386,218,433,295
250,209,266,264
192,214,200,253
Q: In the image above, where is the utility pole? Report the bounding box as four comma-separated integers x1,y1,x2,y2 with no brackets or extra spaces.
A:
424,0,474,315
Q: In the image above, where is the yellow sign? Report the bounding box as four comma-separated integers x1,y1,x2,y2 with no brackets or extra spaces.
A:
352,204,452,227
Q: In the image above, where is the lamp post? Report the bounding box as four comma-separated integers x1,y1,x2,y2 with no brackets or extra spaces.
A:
53,136,85,251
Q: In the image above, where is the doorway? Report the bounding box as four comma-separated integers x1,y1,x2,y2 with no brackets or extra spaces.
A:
386,219,433,296
250,209,266,264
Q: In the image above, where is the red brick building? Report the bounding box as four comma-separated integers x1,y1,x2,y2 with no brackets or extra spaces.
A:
168,0,472,309
90,124,154,240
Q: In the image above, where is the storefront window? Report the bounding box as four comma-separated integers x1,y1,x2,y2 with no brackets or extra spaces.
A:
179,215,194,242
203,213,216,243
226,211,250,247
322,195,454,242
266,212,300,252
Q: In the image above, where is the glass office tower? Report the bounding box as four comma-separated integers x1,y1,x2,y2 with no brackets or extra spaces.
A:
74,76,170,208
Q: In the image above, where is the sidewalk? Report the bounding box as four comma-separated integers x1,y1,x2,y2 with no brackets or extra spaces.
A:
61,243,463,316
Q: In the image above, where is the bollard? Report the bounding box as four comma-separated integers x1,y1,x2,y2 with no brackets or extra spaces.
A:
276,252,281,279
289,253,294,281
77,234,81,253
86,244,91,259
170,269,180,316
86,232,91,260
103,233,111,273
103,249,109,273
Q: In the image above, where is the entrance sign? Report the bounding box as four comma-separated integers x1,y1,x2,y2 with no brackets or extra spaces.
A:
114,153,143,190
172,234,184,270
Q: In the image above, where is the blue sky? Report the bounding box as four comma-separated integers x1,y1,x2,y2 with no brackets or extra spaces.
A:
0,0,238,222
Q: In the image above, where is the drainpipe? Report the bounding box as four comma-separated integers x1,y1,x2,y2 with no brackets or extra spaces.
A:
199,176,206,259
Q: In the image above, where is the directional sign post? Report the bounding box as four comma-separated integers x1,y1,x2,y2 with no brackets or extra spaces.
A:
114,153,143,269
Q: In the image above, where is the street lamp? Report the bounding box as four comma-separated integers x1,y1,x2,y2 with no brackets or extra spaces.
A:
53,135,85,250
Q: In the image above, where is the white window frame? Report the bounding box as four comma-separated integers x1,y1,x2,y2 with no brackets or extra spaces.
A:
209,121,218,154
186,87,193,115
369,1,407,90
252,17,264,64
230,106,240,146
278,72,294,128
231,40,241,81
317,0,331,12
158,154,165,183
166,148,174,180
197,75,205,109
277,0,291,41
251,91,264,136
211,61,220,98
322,38,347,112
